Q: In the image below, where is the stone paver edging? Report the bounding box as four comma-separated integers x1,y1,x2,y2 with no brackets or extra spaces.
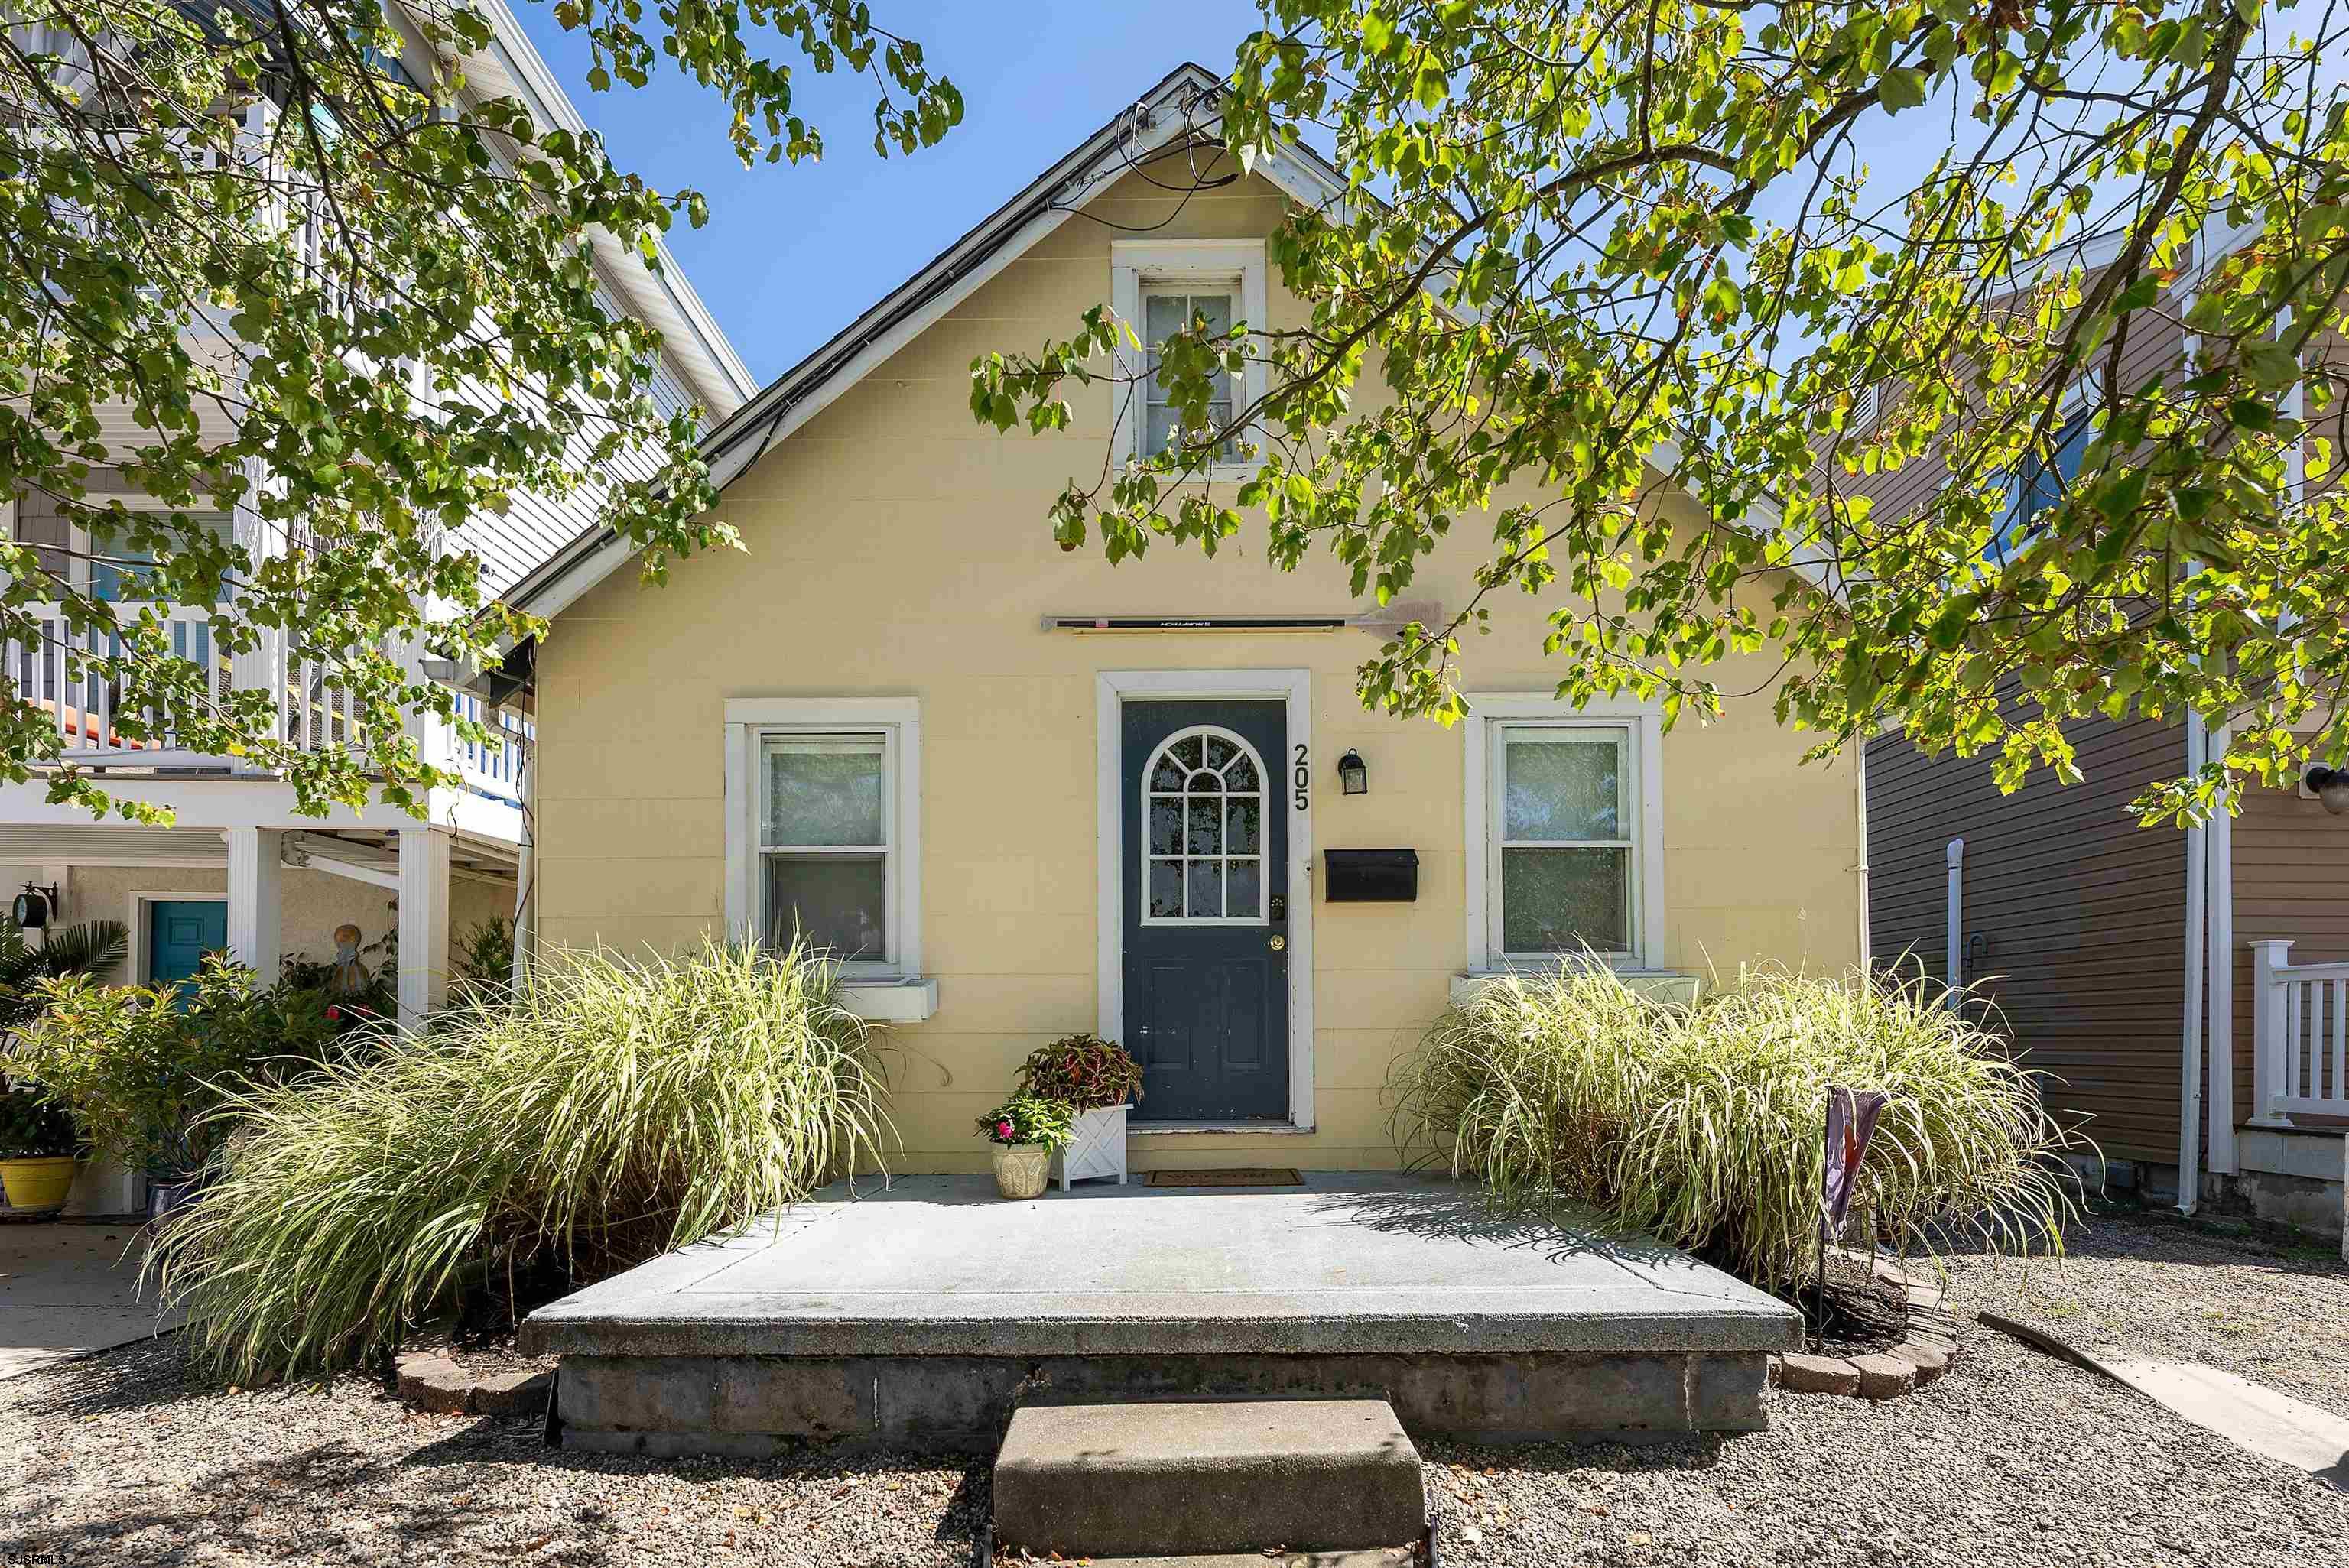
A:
1768,1253,1961,1401
393,1350,552,1417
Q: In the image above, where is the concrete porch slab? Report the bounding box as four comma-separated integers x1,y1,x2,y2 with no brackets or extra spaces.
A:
0,1222,171,1379
523,1174,1800,1453
521,1172,1800,1360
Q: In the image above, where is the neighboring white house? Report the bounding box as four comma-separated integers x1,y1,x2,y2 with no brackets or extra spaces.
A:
0,2,752,1213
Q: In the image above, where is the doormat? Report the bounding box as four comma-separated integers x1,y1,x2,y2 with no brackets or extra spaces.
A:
1144,1167,1304,1187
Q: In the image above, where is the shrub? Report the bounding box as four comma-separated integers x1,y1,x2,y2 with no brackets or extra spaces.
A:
9,955,343,1177
148,938,888,1382
456,917,516,992
1389,963,2078,1294
976,1092,1077,1150
0,919,129,1031
0,1082,78,1158
1015,1033,1143,1112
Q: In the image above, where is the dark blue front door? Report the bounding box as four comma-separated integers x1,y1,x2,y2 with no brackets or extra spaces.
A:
146,899,226,985
1122,700,1290,1122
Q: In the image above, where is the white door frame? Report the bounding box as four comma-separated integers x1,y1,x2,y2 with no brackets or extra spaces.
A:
1096,668,1314,1131
126,889,227,985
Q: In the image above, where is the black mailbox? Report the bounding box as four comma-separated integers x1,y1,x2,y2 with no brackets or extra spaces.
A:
1324,848,1418,903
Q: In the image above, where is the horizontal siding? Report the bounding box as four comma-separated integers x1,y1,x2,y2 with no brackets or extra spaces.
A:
1867,713,2188,1163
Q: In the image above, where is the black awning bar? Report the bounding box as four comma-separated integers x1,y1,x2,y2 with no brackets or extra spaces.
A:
1045,615,1352,633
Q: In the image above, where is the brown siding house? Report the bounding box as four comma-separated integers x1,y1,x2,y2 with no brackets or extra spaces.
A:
1853,234,2349,1238
1867,717,2186,1166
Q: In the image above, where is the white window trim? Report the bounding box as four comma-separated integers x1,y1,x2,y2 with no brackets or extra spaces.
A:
1139,722,1272,928
1110,239,1268,480
1096,668,1314,1131
1461,693,1667,974
724,696,924,992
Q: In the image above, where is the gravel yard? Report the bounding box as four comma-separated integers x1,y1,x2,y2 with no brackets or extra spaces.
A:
4,1209,2344,1568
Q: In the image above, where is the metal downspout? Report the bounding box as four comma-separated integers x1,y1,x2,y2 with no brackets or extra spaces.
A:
2179,713,2206,1215
1944,838,1964,1008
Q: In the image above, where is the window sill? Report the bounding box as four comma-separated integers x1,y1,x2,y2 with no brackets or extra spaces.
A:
1450,969,1700,1008
837,976,939,1023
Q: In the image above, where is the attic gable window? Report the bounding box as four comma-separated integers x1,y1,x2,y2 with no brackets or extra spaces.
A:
1112,239,1267,473
1142,291,1237,459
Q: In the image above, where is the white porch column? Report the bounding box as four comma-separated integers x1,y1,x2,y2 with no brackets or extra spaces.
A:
398,826,451,1029
228,456,284,766
223,827,283,979
2249,939,2293,1126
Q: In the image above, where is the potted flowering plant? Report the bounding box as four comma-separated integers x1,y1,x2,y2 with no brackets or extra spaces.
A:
0,1083,81,1216
1016,1034,1142,1190
976,1092,1077,1200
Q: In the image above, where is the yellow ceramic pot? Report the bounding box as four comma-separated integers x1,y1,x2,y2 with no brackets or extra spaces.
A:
0,1156,78,1214
992,1144,1051,1200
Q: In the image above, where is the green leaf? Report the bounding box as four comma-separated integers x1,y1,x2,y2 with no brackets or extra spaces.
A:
1877,68,1927,112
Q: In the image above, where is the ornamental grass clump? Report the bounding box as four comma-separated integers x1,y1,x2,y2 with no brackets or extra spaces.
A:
150,938,888,1383
1389,963,2079,1294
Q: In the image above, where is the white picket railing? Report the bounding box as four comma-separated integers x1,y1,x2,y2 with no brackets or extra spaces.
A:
449,687,530,805
2250,940,2349,1125
4,604,525,808
4,602,230,755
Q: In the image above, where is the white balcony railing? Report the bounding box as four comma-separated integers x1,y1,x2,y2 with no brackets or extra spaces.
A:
4,604,525,808
2250,940,2349,1126
449,687,531,805
5,602,229,756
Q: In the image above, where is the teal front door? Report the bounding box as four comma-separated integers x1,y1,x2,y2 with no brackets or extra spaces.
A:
146,900,227,985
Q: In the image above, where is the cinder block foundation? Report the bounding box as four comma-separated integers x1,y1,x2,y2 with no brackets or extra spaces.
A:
552,1347,1772,1454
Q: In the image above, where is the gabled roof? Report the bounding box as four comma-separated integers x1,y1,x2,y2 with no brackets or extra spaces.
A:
503,62,1350,621
499,59,1857,626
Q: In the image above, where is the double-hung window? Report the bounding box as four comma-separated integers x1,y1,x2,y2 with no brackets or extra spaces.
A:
1464,698,1662,972
1490,724,1636,959
760,732,894,965
726,698,922,984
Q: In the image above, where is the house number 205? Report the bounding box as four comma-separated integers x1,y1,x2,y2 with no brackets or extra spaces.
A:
1292,744,1309,810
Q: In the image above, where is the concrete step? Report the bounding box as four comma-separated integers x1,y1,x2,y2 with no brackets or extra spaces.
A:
992,1398,1425,1560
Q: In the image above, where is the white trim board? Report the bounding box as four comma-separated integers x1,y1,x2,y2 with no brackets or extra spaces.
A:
1095,668,1314,1131
1460,691,1668,974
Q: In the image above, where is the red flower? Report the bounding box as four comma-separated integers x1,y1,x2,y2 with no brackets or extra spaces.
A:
325,1005,342,1021
996,1119,1014,1140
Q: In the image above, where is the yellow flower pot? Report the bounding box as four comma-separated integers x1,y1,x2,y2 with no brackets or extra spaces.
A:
1,1156,79,1214
992,1144,1051,1200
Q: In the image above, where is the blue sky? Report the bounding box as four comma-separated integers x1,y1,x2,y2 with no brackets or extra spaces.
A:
513,1,1269,385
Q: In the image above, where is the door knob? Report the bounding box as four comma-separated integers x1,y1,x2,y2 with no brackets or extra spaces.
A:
1267,934,1286,952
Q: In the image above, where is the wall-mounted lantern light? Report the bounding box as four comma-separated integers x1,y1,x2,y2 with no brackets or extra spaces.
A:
2307,766,2349,816
12,881,60,930
1337,749,1369,796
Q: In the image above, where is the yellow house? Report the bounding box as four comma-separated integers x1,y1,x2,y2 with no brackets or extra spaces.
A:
505,64,1863,1174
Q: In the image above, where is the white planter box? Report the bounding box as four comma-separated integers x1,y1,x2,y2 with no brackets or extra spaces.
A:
1054,1105,1129,1190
